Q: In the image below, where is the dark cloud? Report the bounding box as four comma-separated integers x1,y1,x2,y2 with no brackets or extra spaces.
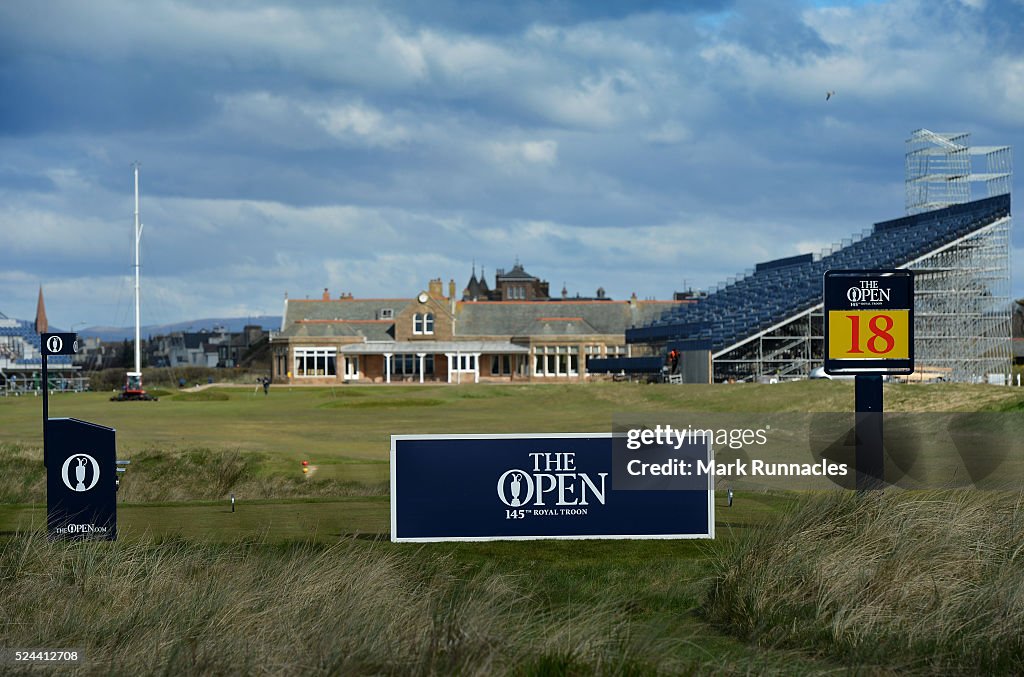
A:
0,168,57,193
375,0,734,34
0,56,219,136
718,0,832,61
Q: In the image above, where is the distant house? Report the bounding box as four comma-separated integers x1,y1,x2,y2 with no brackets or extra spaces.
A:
146,325,268,368
270,271,684,384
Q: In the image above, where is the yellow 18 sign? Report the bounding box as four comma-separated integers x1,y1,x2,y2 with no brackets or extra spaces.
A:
827,310,910,360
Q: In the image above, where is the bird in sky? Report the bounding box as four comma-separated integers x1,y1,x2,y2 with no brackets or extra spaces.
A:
826,90,836,101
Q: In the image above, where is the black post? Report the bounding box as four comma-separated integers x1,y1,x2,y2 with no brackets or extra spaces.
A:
42,352,48,467
854,374,883,490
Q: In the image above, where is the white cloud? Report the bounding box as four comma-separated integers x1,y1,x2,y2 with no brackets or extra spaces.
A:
214,92,411,149
309,102,410,147
527,70,651,129
488,139,558,167
645,121,691,145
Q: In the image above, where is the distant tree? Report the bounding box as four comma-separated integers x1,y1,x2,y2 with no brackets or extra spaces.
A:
118,339,132,369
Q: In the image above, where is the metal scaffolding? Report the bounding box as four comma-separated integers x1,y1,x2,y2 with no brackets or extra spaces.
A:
711,215,1012,383
711,131,1013,384
910,216,1012,381
627,131,1013,384
906,129,1011,215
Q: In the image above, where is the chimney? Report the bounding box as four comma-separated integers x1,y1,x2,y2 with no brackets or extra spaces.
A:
428,278,443,298
34,286,48,334
322,288,330,301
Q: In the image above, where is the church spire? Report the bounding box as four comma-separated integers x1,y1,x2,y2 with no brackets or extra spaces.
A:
34,286,48,334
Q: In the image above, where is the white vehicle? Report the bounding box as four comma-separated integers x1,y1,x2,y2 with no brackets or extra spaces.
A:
809,366,854,381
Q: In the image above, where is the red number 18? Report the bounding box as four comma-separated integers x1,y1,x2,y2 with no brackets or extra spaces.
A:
847,314,895,354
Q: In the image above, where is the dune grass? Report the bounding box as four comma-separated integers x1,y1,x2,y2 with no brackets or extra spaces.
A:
704,490,1024,674
0,532,664,676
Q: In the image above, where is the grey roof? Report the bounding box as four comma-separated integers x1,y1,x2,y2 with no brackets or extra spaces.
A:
525,317,599,335
183,332,207,349
281,298,405,342
340,340,528,354
283,298,410,324
455,301,680,337
496,263,536,281
278,322,394,341
281,296,684,342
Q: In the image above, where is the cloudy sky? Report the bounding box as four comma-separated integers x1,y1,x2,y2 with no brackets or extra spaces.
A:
2,0,1022,328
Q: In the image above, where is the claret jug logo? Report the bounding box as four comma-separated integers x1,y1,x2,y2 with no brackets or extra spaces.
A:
846,279,891,306
496,451,608,508
61,453,100,492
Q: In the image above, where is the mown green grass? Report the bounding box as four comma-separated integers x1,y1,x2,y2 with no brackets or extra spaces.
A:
4,380,1022,463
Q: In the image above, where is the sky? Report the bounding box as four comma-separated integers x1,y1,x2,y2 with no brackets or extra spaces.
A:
2,0,1023,328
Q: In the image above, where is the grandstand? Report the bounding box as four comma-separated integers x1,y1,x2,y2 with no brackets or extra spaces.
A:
0,311,81,395
624,131,1012,383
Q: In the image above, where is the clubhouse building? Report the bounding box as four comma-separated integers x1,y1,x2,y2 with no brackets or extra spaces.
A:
270,264,684,384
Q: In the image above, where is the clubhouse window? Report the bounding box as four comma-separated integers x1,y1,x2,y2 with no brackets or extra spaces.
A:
390,353,434,376
491,354,512,375
533,345,578,377
413,313,435,335
294,347,337,377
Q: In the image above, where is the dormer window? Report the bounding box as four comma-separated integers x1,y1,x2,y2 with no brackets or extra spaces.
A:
413,312,435,335
379,308,394,320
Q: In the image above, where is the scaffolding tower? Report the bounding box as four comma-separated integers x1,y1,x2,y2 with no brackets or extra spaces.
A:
710,214,1011,383
708,132,1013,383
906,129,1011,215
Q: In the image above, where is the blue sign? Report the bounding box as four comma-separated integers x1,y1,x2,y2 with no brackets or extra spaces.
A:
391,434,714,542
47,418,118,540
41,332,79,356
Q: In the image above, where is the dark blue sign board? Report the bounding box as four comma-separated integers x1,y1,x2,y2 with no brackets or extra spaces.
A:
47,418,118,540
391,434,714,542
41,332,79,356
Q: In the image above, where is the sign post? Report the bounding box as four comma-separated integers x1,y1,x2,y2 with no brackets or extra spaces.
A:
40,333,79,466
824,270,914,490
40,333,123,540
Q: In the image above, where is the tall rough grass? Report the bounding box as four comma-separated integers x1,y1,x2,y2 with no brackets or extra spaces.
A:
0,443,45,503
704,490,1024,673
0,445,385,504
0,533,661,676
